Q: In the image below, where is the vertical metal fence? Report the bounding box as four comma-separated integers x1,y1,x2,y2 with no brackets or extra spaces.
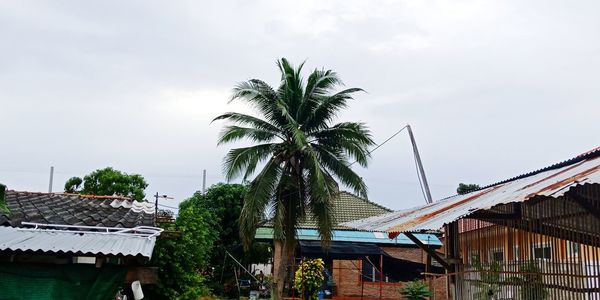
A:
455,185,600,299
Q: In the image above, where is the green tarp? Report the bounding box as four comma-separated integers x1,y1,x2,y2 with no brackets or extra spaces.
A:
0,263,126,300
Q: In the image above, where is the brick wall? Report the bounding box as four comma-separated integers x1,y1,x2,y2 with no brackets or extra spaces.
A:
329,247,448,300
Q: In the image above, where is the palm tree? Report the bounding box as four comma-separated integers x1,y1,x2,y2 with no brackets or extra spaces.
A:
213,58,374,299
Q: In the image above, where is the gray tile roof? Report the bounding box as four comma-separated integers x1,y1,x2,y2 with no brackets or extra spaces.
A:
2,191,155,228
266,191,392,229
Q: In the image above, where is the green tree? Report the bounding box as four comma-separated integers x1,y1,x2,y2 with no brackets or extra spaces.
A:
457,183,481,195
149,195,218,299
184,183,270,296
0,183,8,214
214,58,374,299
64,167,148,201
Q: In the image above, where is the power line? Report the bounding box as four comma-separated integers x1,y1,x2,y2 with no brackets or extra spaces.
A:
158,203,179,210
349,125,408,166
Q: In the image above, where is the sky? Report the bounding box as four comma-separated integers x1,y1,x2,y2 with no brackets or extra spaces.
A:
1,0,598,213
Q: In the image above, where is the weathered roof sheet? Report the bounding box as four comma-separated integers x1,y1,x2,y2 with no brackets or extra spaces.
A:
344,147,600,233
2,191,155,228
0,225,159,258
255,227,442,246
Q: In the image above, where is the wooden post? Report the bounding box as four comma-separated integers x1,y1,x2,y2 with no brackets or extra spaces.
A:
379,254,383,300
360,257,364,300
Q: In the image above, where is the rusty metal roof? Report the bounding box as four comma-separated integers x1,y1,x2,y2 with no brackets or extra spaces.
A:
344,147,600,233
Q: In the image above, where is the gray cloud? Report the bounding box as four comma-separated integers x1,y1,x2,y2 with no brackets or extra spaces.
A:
1,0,598,211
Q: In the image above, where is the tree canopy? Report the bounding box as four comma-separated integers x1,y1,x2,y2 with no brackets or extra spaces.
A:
214,58,374,299
187,183,270,296
64,167,148,201
149,194,218,299
457,183,481,195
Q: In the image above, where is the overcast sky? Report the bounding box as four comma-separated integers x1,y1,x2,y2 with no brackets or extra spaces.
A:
1,0,598,212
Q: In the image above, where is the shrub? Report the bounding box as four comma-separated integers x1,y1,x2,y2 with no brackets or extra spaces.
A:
294,258,325,300
399,280,432,300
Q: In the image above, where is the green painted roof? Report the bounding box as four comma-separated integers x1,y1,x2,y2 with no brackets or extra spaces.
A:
284,191,392,229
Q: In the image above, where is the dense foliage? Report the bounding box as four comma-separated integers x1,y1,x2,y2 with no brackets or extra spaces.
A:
294,258,325,300
214,58,374,299
64,167,148,201
399,280,433,300
0,183,8,214
149,195,218,300
457,183,481,195
183,183,270,296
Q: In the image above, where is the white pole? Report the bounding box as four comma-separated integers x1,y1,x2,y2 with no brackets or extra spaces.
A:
202,169,207,194
48,166,54,193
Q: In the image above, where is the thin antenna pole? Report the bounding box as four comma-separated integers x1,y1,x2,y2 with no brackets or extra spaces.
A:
202,169,207,194
406,125,433,204
48,166,54,193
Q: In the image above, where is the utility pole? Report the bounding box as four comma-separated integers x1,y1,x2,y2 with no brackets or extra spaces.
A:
406,124,433,204
154,192,174,220
48,166,54,193
202,169,207,195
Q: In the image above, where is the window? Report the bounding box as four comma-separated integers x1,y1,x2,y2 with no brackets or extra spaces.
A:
533,245,552,259
567,241,580,257
490,250,504,262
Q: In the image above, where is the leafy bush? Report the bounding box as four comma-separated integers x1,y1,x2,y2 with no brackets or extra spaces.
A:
518,261,547,300
294,258,325,300
470,254,502,300
399,280,433,300
148,197,218,299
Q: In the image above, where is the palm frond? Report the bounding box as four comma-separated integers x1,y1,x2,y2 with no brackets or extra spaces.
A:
303,151,338,246
230,79,288,128
239,157,282,249
217,125,279,145
304,88,364,132
311,122,375,166
212,112,283,138
313,144,369,198
223,143,276,181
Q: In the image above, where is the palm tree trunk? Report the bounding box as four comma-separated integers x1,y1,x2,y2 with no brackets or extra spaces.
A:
273,239,295,300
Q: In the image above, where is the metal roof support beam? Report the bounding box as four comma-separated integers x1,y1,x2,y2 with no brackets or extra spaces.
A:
489,218,600,247
404,232,450,270
568,192,600,220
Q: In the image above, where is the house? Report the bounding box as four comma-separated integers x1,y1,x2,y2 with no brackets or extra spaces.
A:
0,187,161,300
255,191,445,300
344,147,600,299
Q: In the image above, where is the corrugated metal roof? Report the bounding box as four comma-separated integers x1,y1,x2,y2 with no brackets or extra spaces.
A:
0,226,159,258
254,227,442,246
344,147,600,233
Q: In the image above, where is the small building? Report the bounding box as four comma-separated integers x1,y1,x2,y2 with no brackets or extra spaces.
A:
345,147,600,299
0,188,161,300
255,191,445,300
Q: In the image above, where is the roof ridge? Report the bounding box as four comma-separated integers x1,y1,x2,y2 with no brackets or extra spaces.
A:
7,190,134,201
438,146,600,200
337,191,393,212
